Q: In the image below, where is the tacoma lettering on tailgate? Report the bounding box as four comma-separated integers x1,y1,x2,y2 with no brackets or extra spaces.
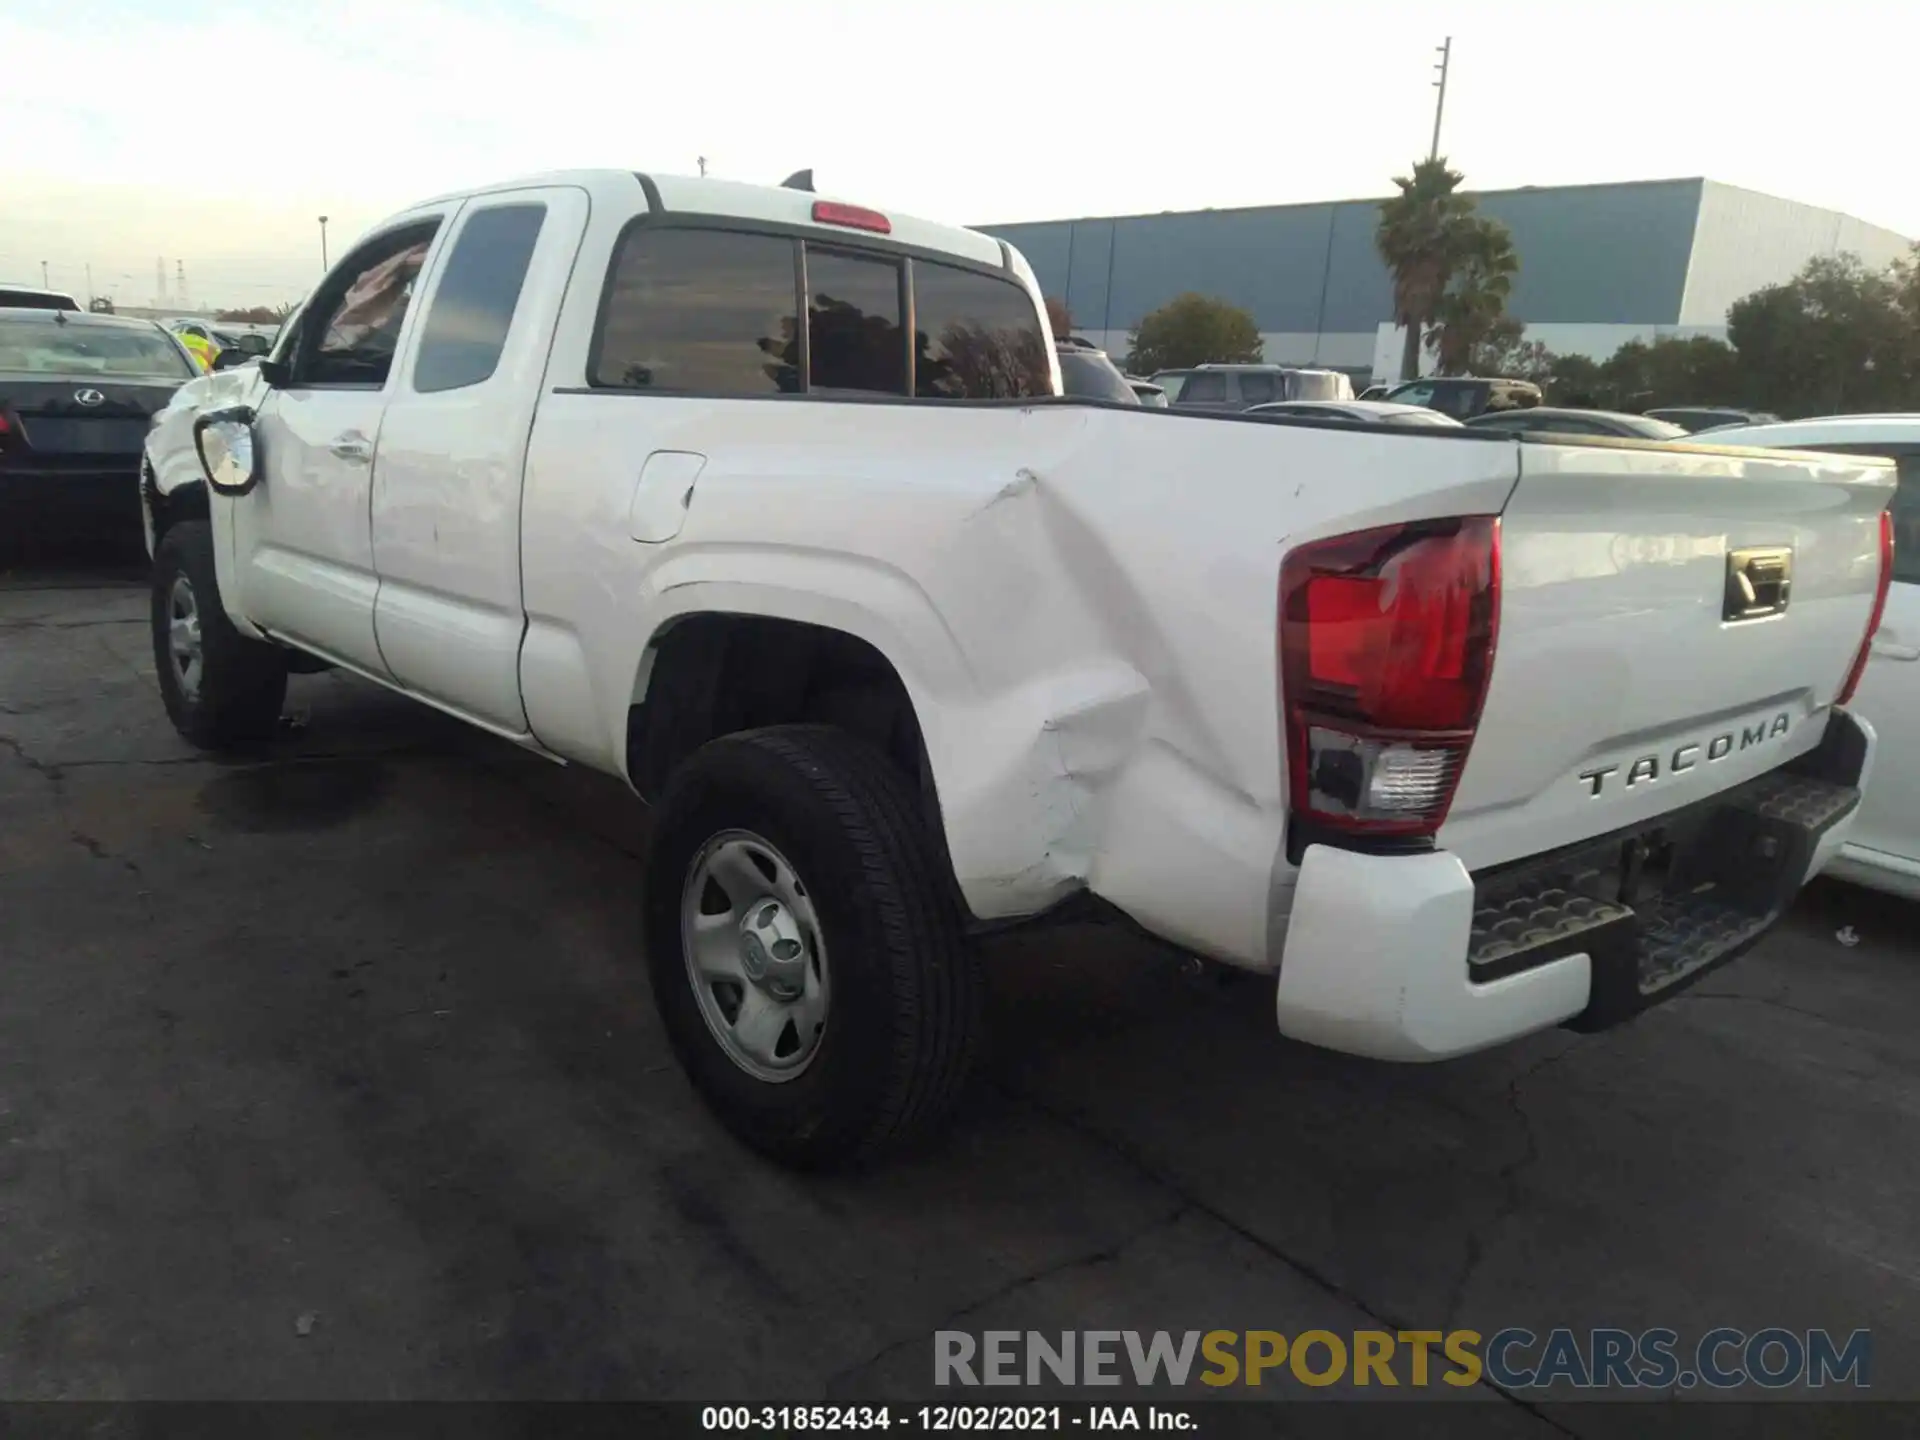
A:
1577,712,1792,797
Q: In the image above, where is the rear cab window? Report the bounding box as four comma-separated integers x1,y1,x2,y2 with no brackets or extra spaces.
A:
591,223,1049,400
806,248,907,395
914,260,1050,399
0,317,193,380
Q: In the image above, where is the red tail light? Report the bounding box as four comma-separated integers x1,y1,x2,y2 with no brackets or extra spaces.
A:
1279,517,1501,837
1837,507,1895,707
812,200,891,234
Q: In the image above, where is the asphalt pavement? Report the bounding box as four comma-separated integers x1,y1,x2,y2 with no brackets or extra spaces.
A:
2,557,1917,1427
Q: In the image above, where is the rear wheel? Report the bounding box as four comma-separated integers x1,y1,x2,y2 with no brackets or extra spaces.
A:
644,725,981,1168
151,520,288,749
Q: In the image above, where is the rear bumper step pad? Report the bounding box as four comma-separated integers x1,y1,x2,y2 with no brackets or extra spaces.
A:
1465,724,1864,1031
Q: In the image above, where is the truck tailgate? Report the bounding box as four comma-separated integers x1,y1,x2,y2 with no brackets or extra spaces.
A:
1443,439,1896,872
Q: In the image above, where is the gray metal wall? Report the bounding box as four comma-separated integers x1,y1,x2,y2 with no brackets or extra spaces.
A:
981,179,1715,339
1679,182,1913,325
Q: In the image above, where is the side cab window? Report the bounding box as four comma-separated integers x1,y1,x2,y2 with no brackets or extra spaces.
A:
277,219,444,389
1181,372,1228,403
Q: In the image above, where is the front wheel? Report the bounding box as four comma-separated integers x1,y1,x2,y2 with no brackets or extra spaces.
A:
644,725,981,1168
151,519,288,749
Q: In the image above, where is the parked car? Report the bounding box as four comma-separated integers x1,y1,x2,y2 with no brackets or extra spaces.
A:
1384,376,1541,420
1129,379,1169,408
1247,400,1464,428
1466,407,1689,441
0,307,200,548
144,168,1889,1167
1157,363,1355,413
1357,384,1393,401
1695,415,1920,901
0,285,82,313
1645,406,1781,434
161,317,269,361
1055,338,1139,404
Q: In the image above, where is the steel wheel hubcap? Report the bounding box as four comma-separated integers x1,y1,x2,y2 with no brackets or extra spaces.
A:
167,575,203,700
681,830,829,1082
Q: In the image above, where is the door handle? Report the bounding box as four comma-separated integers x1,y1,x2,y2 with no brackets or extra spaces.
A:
328,433,372,464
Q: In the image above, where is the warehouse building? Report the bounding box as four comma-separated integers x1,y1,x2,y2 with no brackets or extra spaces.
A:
978,179,1911,382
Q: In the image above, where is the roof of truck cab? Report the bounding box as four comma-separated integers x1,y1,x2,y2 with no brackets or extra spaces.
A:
397,170,1008,271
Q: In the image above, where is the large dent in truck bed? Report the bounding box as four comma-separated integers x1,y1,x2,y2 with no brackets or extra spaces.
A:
933,460,1253,938
918,413,1520,965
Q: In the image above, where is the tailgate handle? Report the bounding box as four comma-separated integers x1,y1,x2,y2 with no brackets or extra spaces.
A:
1724,547,1792,622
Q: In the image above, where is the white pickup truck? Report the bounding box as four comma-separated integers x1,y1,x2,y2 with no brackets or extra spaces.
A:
143,170,1894,1166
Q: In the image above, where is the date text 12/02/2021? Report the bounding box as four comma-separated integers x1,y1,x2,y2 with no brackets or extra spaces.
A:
702,1407,1194,1431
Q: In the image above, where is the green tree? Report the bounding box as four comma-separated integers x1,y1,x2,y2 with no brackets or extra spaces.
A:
1375,157,1506,382
1475,332,1555,384
1727,254,1911,416
1892,243,1920,383
1594,335,1741,411
1545,352,1604,405
1428,218,1521,375
1125,293,1262,373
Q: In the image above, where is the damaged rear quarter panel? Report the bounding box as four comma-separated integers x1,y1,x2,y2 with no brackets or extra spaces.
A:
539,399,1518,968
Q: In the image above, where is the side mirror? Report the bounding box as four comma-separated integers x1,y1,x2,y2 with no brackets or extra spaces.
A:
255,357,289,388
210,348,256,371
193,406,261,496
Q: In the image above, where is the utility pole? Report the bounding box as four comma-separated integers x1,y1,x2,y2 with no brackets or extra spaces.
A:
40,260,49,288
1429,36,1452,161
319,215,330,270
697,156,708,176
86,263,94,303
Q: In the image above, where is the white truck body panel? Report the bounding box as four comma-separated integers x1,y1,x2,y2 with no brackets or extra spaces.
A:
142,169,1893,1065
1445,441,1894,871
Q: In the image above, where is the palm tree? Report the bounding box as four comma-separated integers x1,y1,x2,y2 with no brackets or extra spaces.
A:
1375,157,1475,382
1429,218,1520,375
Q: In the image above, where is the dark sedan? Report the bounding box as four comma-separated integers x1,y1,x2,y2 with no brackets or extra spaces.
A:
0,309,199,552
1464,406,1688,441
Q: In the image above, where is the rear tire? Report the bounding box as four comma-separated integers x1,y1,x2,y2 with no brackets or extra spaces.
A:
151,520,288,750
644,725,981,1168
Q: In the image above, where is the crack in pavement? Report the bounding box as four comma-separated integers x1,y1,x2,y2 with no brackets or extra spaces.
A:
1678,988,1866,1031
1438,1047,1574,1332
0,733,65,789
821,1203,1191,1399
0,617,145,632
6,743,443,775
1001,1083,1583,1437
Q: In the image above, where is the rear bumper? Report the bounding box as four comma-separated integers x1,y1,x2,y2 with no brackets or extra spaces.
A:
0,461,144,539
1275,710,1873,1061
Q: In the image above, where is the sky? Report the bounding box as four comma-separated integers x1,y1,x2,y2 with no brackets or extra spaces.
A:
2,0,1913,310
